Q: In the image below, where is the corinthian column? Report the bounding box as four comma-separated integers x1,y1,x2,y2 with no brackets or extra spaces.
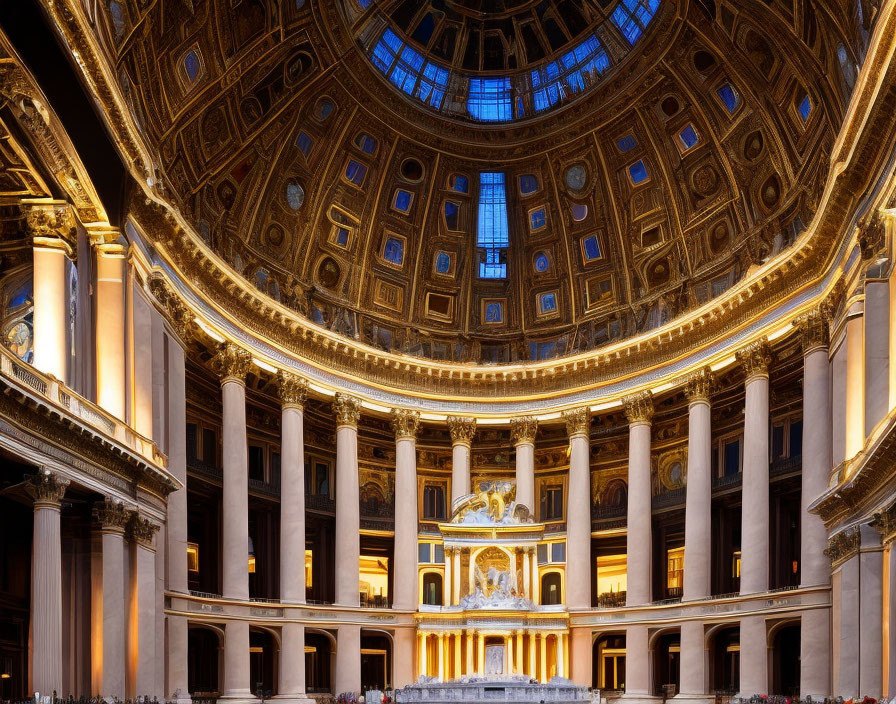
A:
212,343,254,703
448,417,476,506
25,202,75,383
334,394,362,698
678,368,714,704
392,409,421,612
737,340,772,595
563,407,591,611
130,512,160,698
95,241,127,419
795,308,832,699
94,498,130,701
510,417,538,514
276,372,314,704
27,471,69,696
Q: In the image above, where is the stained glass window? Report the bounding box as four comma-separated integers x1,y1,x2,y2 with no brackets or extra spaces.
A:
583,235,602,262
797,93,813,121
467,78,513,122
383,237,404,265
345,159,367,186
629,160,649,184
611,0,661,45
717,83,741,114
530,208,547,231
531,34,610,112
679,124,699,150
477,173,509,279
617,135,638,152
355,133,377,154
393,189,413,213
296,131,313,157
520,174,539,195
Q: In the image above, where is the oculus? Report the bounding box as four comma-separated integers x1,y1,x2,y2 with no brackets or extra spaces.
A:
564,164,587,192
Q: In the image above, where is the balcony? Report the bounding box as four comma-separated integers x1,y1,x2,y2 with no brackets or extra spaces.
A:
770,454,802,477
186,456,281,497
359,498,394,532
652,487,686,510
596,591,626,609
712,472,742,492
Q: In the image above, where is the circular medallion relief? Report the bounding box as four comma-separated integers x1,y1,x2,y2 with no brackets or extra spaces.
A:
564,164,587,192
286,182,305,210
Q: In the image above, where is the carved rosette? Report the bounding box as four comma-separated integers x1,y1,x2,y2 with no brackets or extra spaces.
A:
333,393,362,428
794,305,831,353
277,371,308,410
562,407,590,438
684,367,715,404
24,201,76,249
509,417,538,445
25,470,69,509
622,391,654,425
391,408,421,440
447,416,477,445
128,511,160,549
824,527,860,567
93,498,130,534
211,342,252,384
736,339,772,380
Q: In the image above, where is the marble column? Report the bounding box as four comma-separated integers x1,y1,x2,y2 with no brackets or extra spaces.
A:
563,407,591,611
444,549,453,607
455,632,463,679
682,368,714,601
130,512,159,697
213,343,254,702
165,334,192,704
539,634,548,683
737,340,771,595
865,280,890,431
795,309,832,699
448,417,476,506
477,632,485,674
678,621,706,703
738,616,768,697
27,471,69,696
625,625,651,700
392,409,421,611
515,631,524,675
556,634,565,680
860,524,884,697
95,242,127,419
833,528,861,696
418,632,428,678
528,633,536,678
511,417,538,514
276,373,314,703
28,202,74,383
334,394,362,607
453,549,461,603
466,633,474,676
437,633,446,681
335,626,361,697
844,310,865,459
886,534,896,698
94,499,129,701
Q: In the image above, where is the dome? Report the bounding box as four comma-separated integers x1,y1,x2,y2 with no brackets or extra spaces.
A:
96,0,848,363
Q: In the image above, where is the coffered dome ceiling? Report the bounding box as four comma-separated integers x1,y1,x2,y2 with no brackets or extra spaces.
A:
92,0,866,363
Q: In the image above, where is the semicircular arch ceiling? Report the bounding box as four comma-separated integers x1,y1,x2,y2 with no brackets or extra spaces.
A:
92,0,867,363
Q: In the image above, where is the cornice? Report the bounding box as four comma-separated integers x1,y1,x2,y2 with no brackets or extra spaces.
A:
824,527,860,569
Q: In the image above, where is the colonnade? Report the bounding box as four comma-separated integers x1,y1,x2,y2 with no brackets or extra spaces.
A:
416,631,568,682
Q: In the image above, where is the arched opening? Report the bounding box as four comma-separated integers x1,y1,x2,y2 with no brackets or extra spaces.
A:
652,631,680,696
541,572,562,605
771,623,800,696
593,633,625,691
361,631,392,692
188,625,222,696
305,630,335,694
422,572,443,605
709,624,740,695
603,479,628,508
249,627,277,697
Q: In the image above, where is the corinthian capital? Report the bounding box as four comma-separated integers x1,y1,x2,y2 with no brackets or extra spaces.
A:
447,416,477,444
622,391,654,425
211,342,252,383
128,511,160,549
277,371,308,409
562,407,590,438
333,393,362,428
93,498,129,533
391,408,421,440
25,470,69,508
684,367,715,404
510,416,538,445
736,338,772,380
794,304,831,352
23,200,75,247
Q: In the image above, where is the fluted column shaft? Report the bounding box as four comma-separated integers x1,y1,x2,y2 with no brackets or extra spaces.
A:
739,342,771,596
392,410,421,611
28,472,68,696
511,418,538,513
95,243,127,419
448,417,476,506
564,408,591,612
797,311,832,700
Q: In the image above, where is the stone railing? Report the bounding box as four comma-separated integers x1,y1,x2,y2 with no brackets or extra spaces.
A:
652,487,685,510
712,473,742,492
591,503,626,521
0,345,167,469
770,454,802,477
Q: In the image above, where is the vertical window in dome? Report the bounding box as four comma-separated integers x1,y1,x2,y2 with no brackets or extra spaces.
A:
296,131,313,157
530,34,609,112
448,174,469,193
183,50,202,85
467,78,513,122
616,135,638,152
582,235,603,263
678,124,700,151
383,236,404,266
534,252,550,273
628,160,649,185
797,93,813,122
477,172,509,279
354,133,377,154
444,201,461,231
538,292,558,316
345,159,367,187
435,251,454,276
611,0,661,45
529,207,547,232
519,174,539,195
371,29,449,110
392,189,413,214
716,83,741,114
571,204,588,221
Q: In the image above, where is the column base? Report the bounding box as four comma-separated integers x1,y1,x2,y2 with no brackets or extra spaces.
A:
672,694,714,704
218,692,260,704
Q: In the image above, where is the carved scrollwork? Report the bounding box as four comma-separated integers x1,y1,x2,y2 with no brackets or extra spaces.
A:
148,275,196,345
93,498,130,533
622,391,654,425
509,416,538,445
683,367,715,404
210,342,252,383
391,408,421,440
333,393,362,428
824,526,860,567
562,407,590,438
447,416,477,444
277,371,308,409
736,338,772,379
25,470,69,507
23,201,76,247
794,304,831,352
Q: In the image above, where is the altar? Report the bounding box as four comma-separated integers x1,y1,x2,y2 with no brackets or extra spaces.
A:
416,481,569,683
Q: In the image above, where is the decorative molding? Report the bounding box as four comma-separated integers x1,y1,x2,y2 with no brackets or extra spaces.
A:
333,393,362,428
622,391,654,425
210,342,251,383
148,274,195,345
824,527,860,568
93,498,130,534
391,408,421,440
736,338,772,379
277,371,308,410
562,407,590,438
683,367,715,404
23,201,76,249
872,504,896,544
794,304,831,352
509,417,538,445
129,511,160,549
447,417,477,445
25,470,69,508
